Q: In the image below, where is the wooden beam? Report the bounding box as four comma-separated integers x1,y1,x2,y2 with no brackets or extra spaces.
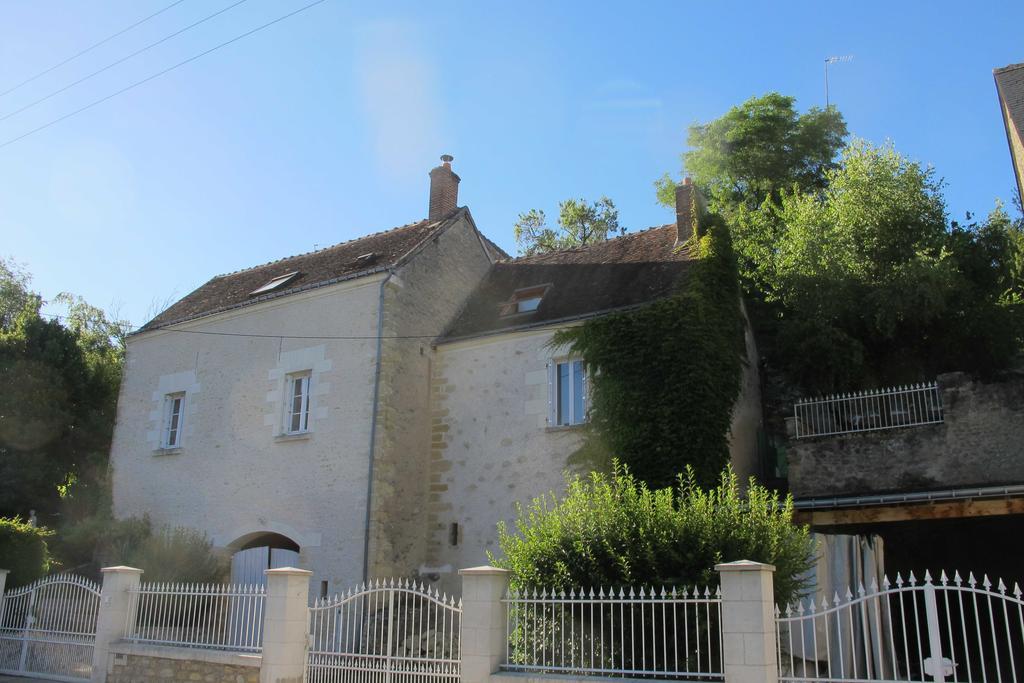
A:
795,497,1024,526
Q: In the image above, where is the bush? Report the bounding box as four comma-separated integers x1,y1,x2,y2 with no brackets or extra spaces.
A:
0,516,53,586
493,464,814,607
52,514,152,574
125,526,228,583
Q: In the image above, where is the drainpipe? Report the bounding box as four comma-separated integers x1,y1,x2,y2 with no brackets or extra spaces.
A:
362,269,393,583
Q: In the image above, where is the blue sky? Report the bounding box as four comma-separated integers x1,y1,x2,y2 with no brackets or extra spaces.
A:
1,0,1022,328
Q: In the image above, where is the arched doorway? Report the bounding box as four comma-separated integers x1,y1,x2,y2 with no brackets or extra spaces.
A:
228,531,301,585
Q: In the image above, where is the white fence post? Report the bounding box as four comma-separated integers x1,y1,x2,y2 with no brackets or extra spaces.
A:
260,566,311,683
459,566,510,683
717,560,778,683
92,565,143,683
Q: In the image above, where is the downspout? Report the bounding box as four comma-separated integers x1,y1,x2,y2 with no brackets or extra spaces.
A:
362,269,393,583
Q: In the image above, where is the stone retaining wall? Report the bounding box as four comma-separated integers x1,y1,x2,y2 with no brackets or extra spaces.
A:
106,642,260,683
789,370,1024,499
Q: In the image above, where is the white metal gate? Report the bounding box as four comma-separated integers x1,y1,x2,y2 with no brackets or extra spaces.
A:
776,569,1024,682
0,574,100,682
307,579,461,683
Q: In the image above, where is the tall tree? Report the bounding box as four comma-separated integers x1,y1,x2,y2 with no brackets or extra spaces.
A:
0,260,125,524
656,92,848,213
513,196,623,255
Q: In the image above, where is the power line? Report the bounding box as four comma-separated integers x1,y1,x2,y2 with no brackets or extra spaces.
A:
0,0,329,151
0,0,250,123
0,0,189,98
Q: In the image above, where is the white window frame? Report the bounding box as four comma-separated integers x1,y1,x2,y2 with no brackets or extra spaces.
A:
546,359,588,427
283,371,312,435
161,392,185,449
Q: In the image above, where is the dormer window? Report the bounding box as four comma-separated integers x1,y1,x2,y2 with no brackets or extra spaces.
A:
250,271,300,297
500,285,550,317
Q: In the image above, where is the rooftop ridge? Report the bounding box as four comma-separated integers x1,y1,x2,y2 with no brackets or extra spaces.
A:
994,62,1024,75
495,223,675,264
211,218,432,279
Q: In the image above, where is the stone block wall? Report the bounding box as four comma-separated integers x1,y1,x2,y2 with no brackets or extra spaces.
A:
789,370,1024,499
107,652,259,683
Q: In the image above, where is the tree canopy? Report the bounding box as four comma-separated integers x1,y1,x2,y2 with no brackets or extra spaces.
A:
0,259,127,525
513,196,624,255
656,92,847,213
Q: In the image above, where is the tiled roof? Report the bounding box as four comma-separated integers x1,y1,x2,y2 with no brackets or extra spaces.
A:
441,224,695,341
994,62,1024,201
140,213,464,332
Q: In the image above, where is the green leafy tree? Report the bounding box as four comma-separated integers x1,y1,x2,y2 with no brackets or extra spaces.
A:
656,92,847,213
493,464,814,608
0,263,125,526
514,197,624,255
758,140,1021,389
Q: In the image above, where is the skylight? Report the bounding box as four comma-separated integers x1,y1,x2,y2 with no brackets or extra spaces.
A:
500,284,550,316
250,271,300,296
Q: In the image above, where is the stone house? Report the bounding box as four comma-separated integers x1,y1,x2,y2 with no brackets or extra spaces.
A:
994,61,1024,204
109,157,762,595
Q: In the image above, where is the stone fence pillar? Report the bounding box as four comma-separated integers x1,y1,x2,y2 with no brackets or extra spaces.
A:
716,560,778,683
260,567,312,683
92,566,143,683
459,566,510,683
0,568,8,598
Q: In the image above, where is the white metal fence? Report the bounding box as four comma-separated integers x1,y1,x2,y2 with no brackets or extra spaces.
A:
307,578,462,683
794,382,943,438
777,570,1024,682
125,582,266,652
0,573,100,682
502,585,724,680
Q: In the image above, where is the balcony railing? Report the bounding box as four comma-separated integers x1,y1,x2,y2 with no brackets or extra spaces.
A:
793,382,943,438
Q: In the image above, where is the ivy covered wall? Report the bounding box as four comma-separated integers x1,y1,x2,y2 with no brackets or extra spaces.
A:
555,217,746,489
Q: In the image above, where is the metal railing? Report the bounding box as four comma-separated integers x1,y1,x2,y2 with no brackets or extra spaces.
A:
793,382,943,438
125,582,265,652
502,585,724,680
776,570,1024,682
307,578,462,683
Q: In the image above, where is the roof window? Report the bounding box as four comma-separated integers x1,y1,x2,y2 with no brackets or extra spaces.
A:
500,284,550,317
250,271,300,296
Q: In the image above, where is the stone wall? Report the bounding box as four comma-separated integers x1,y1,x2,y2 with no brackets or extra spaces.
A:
789,371,1024,499
106,645,259,683
110,276,385,593
366,212,496,579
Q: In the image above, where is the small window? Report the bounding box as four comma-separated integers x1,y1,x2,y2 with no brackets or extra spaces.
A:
284,372,311,435
449,522,460,547
500,284,550,317
548,360,587,426
250,271,300,296
162,393,185,448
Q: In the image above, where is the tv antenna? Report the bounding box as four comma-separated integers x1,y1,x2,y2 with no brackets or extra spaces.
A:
824,55,853,107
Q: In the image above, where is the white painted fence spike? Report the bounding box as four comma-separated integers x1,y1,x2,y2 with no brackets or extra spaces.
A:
908,570,917,586
796,601,805,616
998,578,1007,594
774,604,780,617
895,573,904,587
833,591,842,606
845,587,853,600
954,571,963,586
1014,583,1022,599
715,585,722,597
968,572,978,587
924,569,933,584
870,576,879,591
821,595,830,610
983,575,992,590
857,582,866,597
939,570,949,585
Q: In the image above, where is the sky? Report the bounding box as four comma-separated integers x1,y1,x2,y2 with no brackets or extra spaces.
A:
1,0,1022,329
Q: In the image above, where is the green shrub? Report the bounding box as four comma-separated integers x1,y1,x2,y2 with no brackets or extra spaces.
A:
0,516,53,586
493,464,814,607
52,514,152,574
125,526,228,583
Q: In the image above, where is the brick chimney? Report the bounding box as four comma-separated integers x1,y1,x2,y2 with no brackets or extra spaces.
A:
428,154,460,221
674,177,706,246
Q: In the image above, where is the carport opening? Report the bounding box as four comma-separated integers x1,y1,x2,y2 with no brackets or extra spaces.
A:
236,532,299,553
